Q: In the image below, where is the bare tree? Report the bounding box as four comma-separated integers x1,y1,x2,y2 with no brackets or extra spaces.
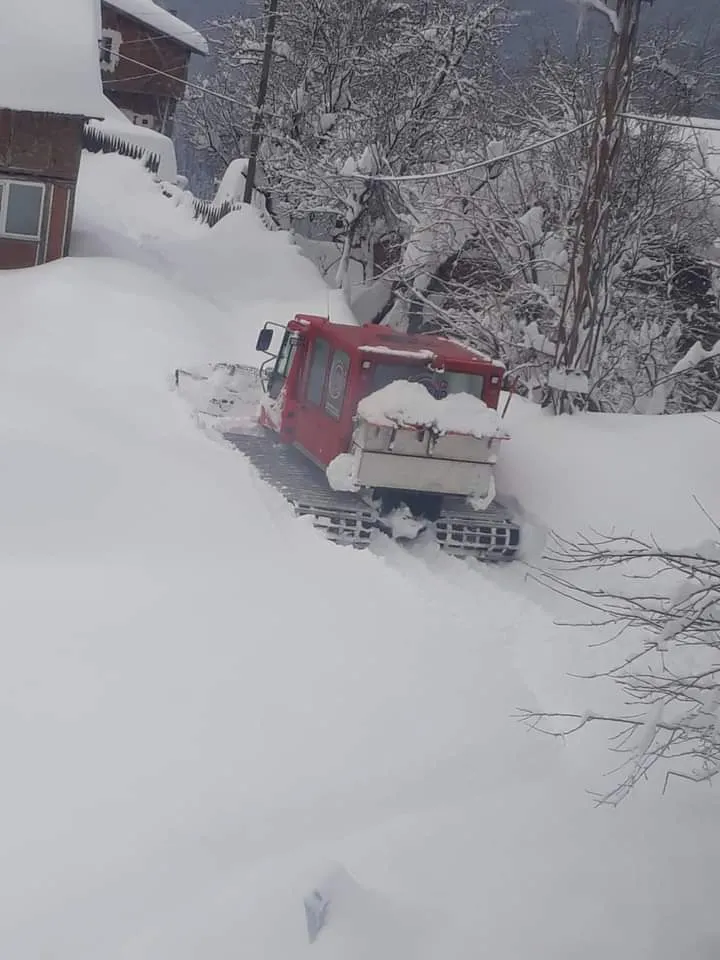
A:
634,16,720,117
181,0,513,294
379,36,720,413
520,518,720,804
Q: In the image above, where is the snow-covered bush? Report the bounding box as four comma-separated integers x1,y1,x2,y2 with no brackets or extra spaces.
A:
523,526,720,804
182,6,720,412
379,41,720,413
181,0,514,292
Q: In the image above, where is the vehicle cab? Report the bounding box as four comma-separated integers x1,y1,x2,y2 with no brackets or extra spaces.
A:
256,312,505,455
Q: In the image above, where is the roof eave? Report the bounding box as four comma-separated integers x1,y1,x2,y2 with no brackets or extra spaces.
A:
1,107,104,121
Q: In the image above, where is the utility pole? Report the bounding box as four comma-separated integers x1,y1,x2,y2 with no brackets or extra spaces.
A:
551,0,652,413
243,0,280,206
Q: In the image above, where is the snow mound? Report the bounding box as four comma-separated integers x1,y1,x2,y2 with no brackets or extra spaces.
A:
326,452,360,492
87,96,178,182
497,397,720,547
357,380,508,439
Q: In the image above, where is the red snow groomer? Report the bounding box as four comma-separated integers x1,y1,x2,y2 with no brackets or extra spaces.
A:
211,314,520,561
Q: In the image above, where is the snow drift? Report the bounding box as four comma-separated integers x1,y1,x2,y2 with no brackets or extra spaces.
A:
0,152,719,959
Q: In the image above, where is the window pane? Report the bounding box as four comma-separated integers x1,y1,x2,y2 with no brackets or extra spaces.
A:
444,371,485,399
306,338,330,406
268,332,296,400
325,350,350,419
370,363,484,400
5,182,43,237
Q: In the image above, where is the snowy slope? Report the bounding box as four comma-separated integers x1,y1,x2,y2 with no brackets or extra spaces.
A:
497,395,720,547
88,96,179,182
1,153,720,960
70,152,356,339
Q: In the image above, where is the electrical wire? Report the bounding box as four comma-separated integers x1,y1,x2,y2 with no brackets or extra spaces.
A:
337,118,598,183
106,48,720,182
620,111,720,131
109,47,249,106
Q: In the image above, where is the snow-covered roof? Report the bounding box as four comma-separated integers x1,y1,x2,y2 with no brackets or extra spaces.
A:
105,0,208,55
0,0,106,117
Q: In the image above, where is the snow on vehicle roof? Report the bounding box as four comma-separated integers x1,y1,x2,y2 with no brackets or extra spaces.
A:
0,0,107,117
358,345,436,361
105,0,208,55
291,316,504,369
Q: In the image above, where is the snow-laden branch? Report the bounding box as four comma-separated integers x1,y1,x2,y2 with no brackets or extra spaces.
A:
522,524,720,803
565,0,620,35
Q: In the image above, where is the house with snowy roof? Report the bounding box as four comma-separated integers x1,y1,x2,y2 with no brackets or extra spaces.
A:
100,0,208,136
0,0,106,269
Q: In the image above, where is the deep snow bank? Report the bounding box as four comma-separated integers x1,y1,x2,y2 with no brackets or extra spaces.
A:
496,395,720,547
0,153,719,960
71,152,356,351
0,254,571,960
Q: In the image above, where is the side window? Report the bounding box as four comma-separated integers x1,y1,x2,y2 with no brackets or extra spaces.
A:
268,332,296,399
306,338,330,406
325,350,350,419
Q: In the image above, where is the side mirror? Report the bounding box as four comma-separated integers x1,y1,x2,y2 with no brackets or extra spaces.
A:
256,328,273,353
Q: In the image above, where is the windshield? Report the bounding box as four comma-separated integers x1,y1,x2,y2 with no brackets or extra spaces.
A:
371,363,485,400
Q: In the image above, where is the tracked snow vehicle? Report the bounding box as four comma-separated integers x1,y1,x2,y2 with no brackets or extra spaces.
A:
179,315,520,560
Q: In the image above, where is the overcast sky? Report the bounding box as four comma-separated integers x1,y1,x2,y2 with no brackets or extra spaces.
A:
167,0,715,35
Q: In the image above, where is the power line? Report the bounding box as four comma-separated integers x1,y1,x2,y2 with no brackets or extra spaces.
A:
106,48,720,182
620,112,720,131
338,119,598,183
103,70,158,84
109,47,248,106
105,30,208,47
339,115,720,184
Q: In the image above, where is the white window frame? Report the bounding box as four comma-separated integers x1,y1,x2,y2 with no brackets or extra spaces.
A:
0,179,46,241
99,28,122,72
132,113,156,129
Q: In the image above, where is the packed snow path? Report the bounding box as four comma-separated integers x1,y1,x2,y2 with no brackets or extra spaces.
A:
0,153,719,959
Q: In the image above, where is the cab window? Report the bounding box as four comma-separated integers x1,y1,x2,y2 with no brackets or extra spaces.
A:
268,331,297,399
306,337,331,406
370,363,484,400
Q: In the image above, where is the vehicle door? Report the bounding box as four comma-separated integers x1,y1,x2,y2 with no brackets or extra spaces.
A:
293,337,351,465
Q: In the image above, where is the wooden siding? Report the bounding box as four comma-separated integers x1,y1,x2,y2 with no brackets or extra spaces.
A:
101,7,192,112
0,237,38,268
46,183,74,262
0,111,84,181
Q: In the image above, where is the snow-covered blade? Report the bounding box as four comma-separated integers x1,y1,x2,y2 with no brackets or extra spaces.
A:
173,361,264,433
